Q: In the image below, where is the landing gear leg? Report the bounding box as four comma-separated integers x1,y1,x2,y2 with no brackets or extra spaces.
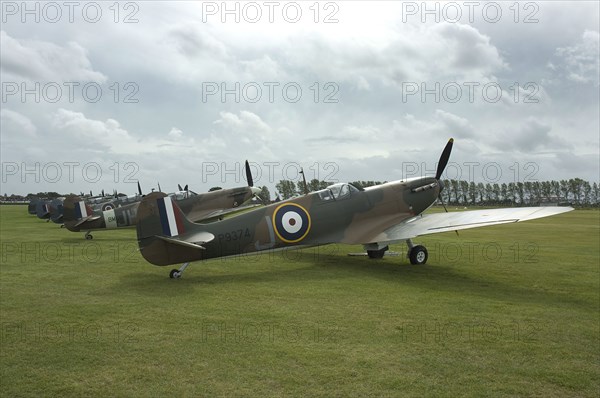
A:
170,262,190,279
85,231,93,240
406,239,428,265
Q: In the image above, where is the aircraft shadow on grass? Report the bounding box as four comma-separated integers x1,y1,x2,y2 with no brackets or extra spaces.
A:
112,252,592,311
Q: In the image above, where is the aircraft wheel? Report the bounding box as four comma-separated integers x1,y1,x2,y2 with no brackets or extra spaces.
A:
367,246,388,259
169,269,181,279
85,234,93,240
409,245,428,265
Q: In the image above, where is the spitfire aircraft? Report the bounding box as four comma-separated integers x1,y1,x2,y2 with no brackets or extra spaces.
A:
63,161,262,239
48,197,65,224
135,139,573,278
35,199,52,221
27,198,40,215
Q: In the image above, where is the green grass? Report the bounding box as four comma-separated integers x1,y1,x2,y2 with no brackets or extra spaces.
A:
1,205,598,397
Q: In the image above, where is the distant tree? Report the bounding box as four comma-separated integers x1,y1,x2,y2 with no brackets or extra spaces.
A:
559,180,570,202
296,180,308,195
258,186,271,203
507,182,516,205
450,179,460,204
516,182,524,204
459,180,469,204
582,181,592,205
569,178,585,204
308,179,330,191
492,183,500,203
276,180,296,199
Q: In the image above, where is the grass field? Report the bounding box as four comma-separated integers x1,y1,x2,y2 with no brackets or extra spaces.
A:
1,205,598,397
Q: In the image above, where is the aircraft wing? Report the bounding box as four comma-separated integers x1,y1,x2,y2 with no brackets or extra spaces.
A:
368,207,573,245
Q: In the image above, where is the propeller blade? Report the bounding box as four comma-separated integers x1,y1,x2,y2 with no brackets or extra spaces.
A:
102,189,105,197
158,182,162,192
184,185,188,192
178,184,183,191
439,191,459,236
90,190,93,197
245,160,254,187
435,138,454,180
137,181,142,196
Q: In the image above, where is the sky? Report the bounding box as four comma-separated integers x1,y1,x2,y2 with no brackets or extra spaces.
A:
1,1,599,197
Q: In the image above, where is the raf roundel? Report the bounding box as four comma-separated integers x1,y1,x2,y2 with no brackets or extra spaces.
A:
272,203,311,243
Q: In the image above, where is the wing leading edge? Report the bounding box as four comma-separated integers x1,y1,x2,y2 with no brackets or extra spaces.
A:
368,206,573,245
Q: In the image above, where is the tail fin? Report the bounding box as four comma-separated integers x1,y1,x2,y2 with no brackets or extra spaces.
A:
28,198,39,214
63,195,94,222
36,200,50,219
49,198,64,223
137,192,206,266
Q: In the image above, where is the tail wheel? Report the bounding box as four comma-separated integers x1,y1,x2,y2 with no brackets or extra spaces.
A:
409,245,428,265
170,269,181,279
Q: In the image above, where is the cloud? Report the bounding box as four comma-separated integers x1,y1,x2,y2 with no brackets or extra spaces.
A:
494,117,569,152
0,109,37,137
0,30,107,82
552,30,599,85
51,109,196,156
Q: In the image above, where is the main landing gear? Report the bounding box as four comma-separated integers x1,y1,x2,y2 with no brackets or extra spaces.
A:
364,240,428,264
406,239,428,265
169,262,190,279
367,245,389,259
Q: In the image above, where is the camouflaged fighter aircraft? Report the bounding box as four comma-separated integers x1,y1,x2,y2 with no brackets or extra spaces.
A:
35,199,52,221
48,197,65,225
87,184,147,212
135,139,573,278
63,161,262,239
27,198,40,214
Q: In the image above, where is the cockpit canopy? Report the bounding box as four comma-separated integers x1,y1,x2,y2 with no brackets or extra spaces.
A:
317,183,359,202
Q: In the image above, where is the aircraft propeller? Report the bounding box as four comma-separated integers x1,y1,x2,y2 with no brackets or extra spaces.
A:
158,182,162,192
434,138,458,235
245,160,254,187
245,160,263,202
